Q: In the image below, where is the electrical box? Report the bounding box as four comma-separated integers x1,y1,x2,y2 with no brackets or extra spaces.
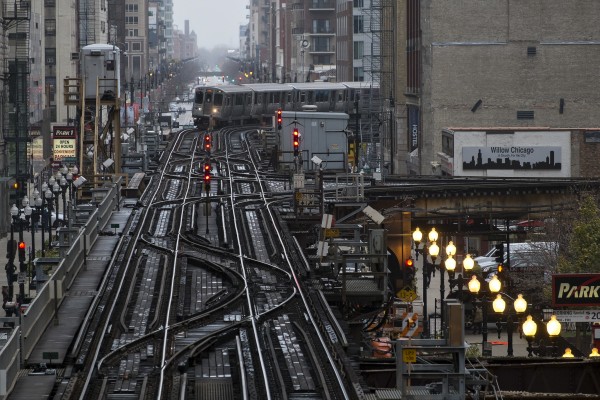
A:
81,44,121,100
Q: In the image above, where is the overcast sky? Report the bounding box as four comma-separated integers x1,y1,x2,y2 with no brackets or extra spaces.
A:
172,0,249,50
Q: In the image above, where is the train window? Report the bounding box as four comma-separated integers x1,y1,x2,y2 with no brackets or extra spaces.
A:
300,91,306,103
315,90,327,102
273,92,281,104
214,92,223,106
225,96,231,106
307,91,314,104
287,92,293,104
195,90,204,104
205,89,212,104
235,94,244,106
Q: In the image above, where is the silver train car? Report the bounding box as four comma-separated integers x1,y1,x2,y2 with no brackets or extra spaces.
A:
192,81,379,128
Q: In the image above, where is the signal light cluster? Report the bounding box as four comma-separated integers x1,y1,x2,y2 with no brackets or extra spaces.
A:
293,127,299,156
276,109,282,130
18,241,26,262
204,133,211,154
203,162,211,192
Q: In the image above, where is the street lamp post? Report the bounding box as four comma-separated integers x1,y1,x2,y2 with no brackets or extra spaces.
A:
546,314,562,357
412,228,426,336
45,186,54,250
468,274,502,354
492,292,528,356
60,175,68,224
427,228,440,335
522,314,562,357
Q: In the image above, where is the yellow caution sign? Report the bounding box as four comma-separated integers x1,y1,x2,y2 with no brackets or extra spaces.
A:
324,228,340,238
402,348,417,363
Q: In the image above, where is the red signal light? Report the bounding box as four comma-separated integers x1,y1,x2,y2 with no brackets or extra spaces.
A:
404,258,414,268
293,127,299,156
18,241,25,250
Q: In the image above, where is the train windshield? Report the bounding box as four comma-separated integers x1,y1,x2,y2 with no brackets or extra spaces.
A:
213,92,224,106
195,90,204,104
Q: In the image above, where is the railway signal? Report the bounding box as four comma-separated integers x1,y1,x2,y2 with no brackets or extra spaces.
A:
276,109,282,130
203,162,211,192
204,133,211,154
293,127,299,157
18,241,26,262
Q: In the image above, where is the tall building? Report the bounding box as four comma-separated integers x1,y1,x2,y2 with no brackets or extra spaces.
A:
415,1,600,176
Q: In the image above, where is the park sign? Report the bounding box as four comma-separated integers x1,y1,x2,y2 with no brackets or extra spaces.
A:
552,273,600,307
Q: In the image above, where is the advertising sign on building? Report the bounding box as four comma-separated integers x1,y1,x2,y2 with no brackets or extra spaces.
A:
463,146,562,170
552,273,600,307
52,126,77,161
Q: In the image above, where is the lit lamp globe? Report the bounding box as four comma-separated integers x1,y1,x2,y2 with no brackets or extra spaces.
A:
429,242,439,260
590,348,600,358
463,254,474,271
412,227,423,244
492,294,506,313
428,227,438,243
562,348,575,358
489,275,502,293
468,276,481,294
446,241,456,257
522,315,538,338
445,255,456,272
514,294,528,314
546,315,562,337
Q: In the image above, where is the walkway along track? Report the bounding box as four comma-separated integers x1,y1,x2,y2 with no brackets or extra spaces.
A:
69,126,366,399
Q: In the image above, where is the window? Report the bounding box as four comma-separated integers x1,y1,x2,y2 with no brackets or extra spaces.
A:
354,67,364,81
125,16,139,24
128,29,139,37
45,48,56,65
313,37,330,52
353,41,364,59
126,4,138,12
354,0,364,7
45,19,56,36
353,16,364,33
312,19,331,34
314,55,331,64
132,42,141,51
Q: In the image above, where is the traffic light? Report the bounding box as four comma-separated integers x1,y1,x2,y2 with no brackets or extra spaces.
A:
204,133,211,154
276,109,282,130
12,182,19,190
292,127,299,156
404,258,414,269
203,162,211,192
404,257,415,286
18,241,26,262
493,243,504,265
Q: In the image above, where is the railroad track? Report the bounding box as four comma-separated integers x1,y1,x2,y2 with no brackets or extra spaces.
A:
68,126,364,399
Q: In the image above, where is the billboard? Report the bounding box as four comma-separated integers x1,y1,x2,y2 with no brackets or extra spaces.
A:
552,273,600,307
52,126,77,162
463,146,562,170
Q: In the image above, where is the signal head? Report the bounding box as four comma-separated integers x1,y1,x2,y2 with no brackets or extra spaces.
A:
404,258,414,268
18,241,25,250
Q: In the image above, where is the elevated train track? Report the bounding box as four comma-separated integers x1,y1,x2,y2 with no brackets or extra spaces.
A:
68,126,363,399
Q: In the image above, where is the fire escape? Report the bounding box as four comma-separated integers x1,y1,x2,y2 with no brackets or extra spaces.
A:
3,0,31,189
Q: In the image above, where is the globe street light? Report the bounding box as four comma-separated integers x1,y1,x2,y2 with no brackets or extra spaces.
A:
522,315,538,357
492,292,527,357
546,315,562,357
412,227,427,337
45,186,54,249
469,274,501,353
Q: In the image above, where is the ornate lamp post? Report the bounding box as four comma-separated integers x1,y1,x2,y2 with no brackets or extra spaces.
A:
412,227,427,337
59,175,68,223
492,292,527,356
52,181,61,226
546,315,562,357
522,315,538,357
45,186,54,249
428,228,440,335
468,274,501,353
